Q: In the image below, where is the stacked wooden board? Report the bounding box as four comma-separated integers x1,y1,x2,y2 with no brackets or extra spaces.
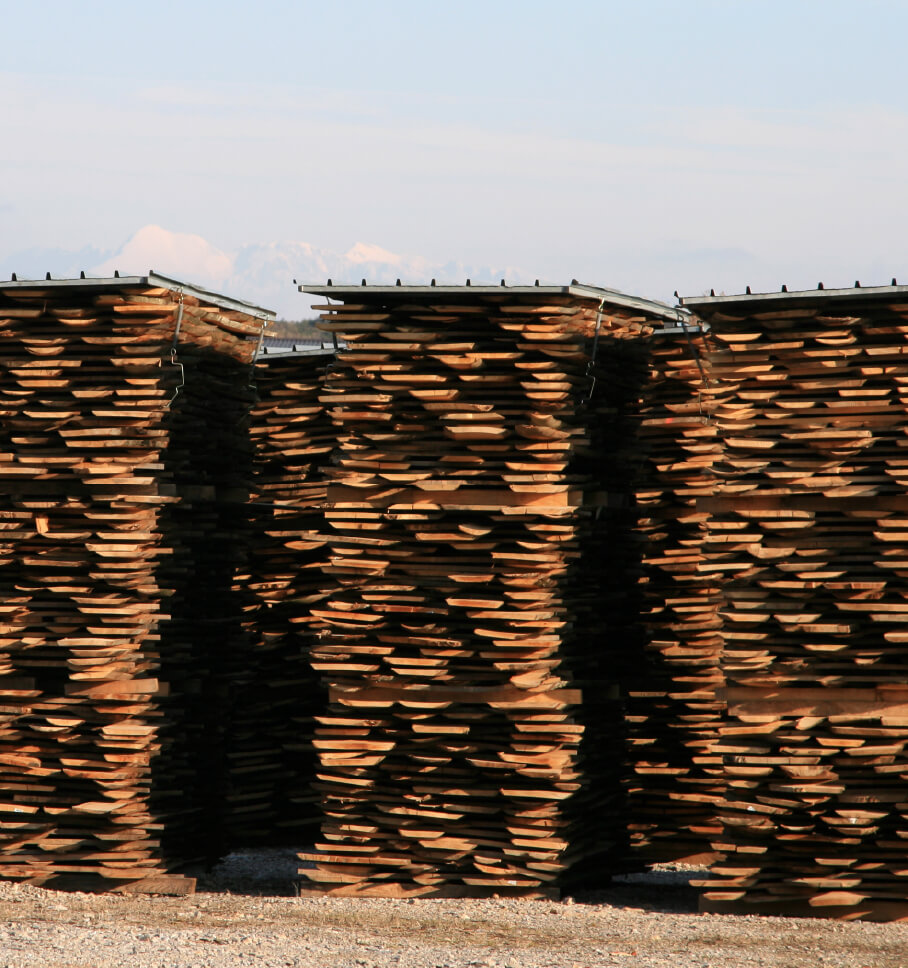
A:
295,283,674,897
683,285,908,920
0,273,268,892
624,321,728,863
224,345,336,847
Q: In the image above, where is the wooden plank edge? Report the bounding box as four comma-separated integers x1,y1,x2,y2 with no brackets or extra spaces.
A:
112,875,197,896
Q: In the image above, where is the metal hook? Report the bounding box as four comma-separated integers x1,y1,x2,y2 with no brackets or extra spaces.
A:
248,314,270,395
585,298,606,403
165,292,186,408
165,346,185,409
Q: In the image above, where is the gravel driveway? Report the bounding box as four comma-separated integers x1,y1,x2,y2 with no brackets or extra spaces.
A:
0,852,903,968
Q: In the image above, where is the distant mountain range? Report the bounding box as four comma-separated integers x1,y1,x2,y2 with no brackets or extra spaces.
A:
0,226,530,318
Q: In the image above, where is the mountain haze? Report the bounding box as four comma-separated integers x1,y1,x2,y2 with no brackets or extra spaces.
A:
0,226,530,318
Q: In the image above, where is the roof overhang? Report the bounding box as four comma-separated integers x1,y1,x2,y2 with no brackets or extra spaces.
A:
681,283,908,312
0,272,275,319
301,282,682,323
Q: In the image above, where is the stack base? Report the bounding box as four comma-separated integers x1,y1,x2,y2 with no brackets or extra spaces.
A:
701,893,908,923
296,882,559,899
21,873,196,895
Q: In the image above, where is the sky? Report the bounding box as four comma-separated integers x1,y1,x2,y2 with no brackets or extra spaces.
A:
2,0,908,307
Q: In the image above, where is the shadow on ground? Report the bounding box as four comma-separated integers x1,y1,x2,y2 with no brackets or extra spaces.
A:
197,848,703,914
575,867,701,914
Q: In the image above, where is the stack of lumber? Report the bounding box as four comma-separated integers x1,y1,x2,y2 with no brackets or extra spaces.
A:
624,323,728,863
223,346,336,847
296,283,670,897
684,288,908,920
0,274,266,892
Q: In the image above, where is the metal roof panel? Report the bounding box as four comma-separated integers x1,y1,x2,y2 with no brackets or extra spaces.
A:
681,283,908,310
300,282,681,322
0,272,275,319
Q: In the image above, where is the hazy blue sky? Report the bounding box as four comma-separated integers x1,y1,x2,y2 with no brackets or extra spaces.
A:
2,0,908,302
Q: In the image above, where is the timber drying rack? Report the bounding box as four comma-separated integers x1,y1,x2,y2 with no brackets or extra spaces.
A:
5,270,908,920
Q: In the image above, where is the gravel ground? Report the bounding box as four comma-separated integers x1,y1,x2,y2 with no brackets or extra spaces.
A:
0,852,904,968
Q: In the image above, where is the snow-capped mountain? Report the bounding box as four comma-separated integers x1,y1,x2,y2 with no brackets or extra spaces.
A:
0,226,530,319
93,226,234,287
